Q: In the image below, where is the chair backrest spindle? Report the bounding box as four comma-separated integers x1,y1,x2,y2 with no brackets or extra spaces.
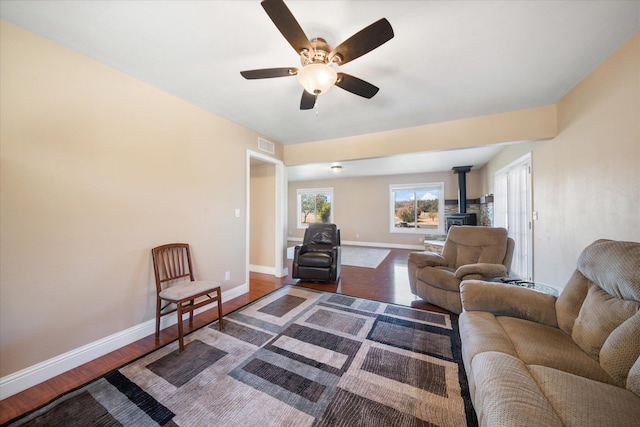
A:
152,244,195,292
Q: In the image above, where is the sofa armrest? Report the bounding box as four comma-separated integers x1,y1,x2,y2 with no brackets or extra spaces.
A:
460,280,558,328
455,263,508,279
408,251,448,268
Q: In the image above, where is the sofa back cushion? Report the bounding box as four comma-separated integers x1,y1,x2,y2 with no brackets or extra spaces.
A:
441,226,509,269
572,284,638,360
627,354,640,398
558,240,640,387
556,270,591,335
303,223,339,246
600,312,640,389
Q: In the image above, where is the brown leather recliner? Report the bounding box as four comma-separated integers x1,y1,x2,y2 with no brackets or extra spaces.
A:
293,223,341,282
408,225,515,314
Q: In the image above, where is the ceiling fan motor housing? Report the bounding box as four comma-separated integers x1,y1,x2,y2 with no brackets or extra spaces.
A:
300,38,341,66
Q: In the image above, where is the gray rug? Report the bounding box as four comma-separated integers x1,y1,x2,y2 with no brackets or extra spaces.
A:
287,246,391,269
7,286,477,427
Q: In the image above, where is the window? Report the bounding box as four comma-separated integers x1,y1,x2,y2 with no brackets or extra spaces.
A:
297,188,333,228
389,183,444,234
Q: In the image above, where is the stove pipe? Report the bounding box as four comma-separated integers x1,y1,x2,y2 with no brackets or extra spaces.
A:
452,166,473,213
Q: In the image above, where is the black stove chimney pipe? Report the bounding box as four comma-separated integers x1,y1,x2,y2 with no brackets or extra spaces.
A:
452,166,473,213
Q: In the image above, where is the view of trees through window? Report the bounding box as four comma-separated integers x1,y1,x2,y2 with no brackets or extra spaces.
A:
297,188,333,227
390,183,443,232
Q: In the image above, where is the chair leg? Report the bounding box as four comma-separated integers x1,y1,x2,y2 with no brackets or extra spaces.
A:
177,302,185,353
155,297,161,338
189,299,194,327
217,289,224,331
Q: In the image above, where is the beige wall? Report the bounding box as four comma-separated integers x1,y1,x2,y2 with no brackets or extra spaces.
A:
288,169,483,245
250,163,276,268
482,33,639,285
284,105,557,165
0,21,283,377
531,32,640,284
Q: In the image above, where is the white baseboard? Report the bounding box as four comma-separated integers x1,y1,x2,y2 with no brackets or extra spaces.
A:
249,264,276,275
0,283,249,400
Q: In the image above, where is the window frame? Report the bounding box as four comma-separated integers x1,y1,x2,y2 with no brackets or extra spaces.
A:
296,187,334,229
389,182,445,235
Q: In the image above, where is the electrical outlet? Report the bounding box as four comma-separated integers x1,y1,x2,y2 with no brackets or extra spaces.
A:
225,271,231,281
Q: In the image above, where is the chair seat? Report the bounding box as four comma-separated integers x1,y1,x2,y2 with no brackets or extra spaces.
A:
417,266,460,292
159,280,221,302
298,252,333,268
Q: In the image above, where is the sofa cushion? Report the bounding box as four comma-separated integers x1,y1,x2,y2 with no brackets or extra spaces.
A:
600,312,640,387
298,252,332,268
440,226,508,269
497,316,616,385
459,312,518,362
471,352,563,427
529,365,640,427
555,270,591,336
416,266,458,291
628,356,640,397
571,284,639,361
576,239,640,302
455,245,483,268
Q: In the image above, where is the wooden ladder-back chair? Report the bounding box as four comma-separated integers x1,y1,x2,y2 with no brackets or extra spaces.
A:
151,243,223,352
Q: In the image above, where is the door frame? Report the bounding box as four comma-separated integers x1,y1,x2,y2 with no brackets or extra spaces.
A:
246,150,287,285
495,153,533,280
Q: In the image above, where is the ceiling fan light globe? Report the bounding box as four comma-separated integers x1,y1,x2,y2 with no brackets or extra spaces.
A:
297,63,337,95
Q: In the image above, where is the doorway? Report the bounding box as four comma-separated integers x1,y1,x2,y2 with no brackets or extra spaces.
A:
493,153,533,280
246,150,287,285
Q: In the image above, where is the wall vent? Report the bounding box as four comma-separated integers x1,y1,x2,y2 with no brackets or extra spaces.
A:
258,138,275,154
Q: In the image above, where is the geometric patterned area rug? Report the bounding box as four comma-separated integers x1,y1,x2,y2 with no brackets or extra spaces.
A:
6,286,477,427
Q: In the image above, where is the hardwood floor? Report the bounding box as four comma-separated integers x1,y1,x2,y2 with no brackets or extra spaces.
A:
0,247,444,424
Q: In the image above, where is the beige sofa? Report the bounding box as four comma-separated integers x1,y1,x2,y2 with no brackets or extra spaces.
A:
459,239,640,426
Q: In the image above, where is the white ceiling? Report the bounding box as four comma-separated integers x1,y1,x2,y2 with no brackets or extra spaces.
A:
2,0,638,178
286,143,507,181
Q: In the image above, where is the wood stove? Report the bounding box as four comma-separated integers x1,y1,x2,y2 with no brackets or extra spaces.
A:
446,166,477,232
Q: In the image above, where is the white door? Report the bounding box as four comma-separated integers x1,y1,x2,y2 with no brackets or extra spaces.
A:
494,154,532,280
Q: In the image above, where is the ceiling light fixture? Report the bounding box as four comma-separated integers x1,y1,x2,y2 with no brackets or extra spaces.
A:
296,63,337,95
331,163,343,172
296,39,339,96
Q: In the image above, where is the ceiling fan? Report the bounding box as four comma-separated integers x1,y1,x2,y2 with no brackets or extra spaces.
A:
240,0,394,110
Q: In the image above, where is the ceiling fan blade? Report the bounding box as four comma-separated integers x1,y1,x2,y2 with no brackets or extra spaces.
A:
240,67,298,79
261,0,314,56
335,73,379,99
329,18,394,66
300,90,317,110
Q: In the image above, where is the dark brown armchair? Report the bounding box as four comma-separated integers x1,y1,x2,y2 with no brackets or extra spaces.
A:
292,223,341,282
408,226,515,314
